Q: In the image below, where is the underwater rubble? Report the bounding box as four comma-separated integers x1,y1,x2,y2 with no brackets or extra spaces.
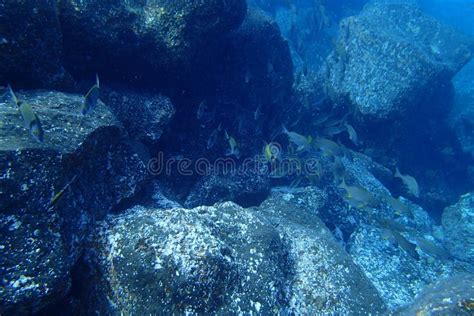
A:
0,0,474,315
399,273,474,315
0,91,149,313
324,1,472,120
58,0,247,92
75,189,385,315
442,192,474,264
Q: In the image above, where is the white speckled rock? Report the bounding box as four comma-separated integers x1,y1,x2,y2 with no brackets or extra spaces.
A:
442,193,474,264
79,187,386,314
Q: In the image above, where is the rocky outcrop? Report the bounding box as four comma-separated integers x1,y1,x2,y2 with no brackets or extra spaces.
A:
0,90,149,314
450,60,474,158
184,164,270,208
58,0,247,89
0,1,72,88
76,189,385,315
101,88,175,144
324,1,472,120
399,274,474,315
347,223,456,310
442,193,474,264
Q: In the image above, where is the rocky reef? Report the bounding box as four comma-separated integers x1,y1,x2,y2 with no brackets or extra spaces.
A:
1,0,473,315
0,91,149,313
75,189,386,315
442,192,474,264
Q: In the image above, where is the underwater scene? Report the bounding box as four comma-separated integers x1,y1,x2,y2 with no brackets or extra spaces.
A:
0,0,474,314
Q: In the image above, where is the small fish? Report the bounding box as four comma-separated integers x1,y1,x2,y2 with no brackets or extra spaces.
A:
49,175,78,207
323,124,346,137
414,237,451,260
8,85,44,142
338,178,376,209
197,101,207,120
282,126,312,151
207,123,221,150
381,228,419,260
254,104,263,121
225,130,240,158
0,37,8,45
323,117,342,128
313,137,343,157
263,142,280,163
377,217,410,233
344,123,358,145
82,74,100,115
387,195,413,219
391,230,420,260
394,167,420,198
313,112,333,126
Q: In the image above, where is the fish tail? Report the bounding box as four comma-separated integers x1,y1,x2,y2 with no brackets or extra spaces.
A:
394,167,401,178
281,125,288,135
7,84,18,105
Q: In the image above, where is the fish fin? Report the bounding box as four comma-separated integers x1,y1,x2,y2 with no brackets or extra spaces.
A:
281,125,289,135
96,73,100,88
394,167,401,178
7,85,18,105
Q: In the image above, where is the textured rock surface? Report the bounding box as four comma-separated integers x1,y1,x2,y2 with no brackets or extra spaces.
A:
399,273,474,315
347,224,455,310
324,1,472,120
442,193,474,264
258,187,387,314
0,90,149,314
58,0,247,88
102,88,175,144
450,60,474,158
0,1,71,88
78,189,385,314
184,165,271,208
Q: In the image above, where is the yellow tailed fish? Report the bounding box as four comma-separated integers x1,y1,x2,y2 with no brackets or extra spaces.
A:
8,85,44,142
225,130,240,158
49,175,78,207
394,167,420,198
338,178,376,209
282,126,312,151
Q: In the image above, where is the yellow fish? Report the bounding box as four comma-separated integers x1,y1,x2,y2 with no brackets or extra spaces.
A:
225,130,240,158
395,167,420,198
8,85,44,142
338,178,376,209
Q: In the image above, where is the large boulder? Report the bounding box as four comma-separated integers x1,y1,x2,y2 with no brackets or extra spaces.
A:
0,1,72,88
450,60,474,158
101,88,175,145
76,189,385,314
0,90,149,314
184,164,271,208
324,1,472,121
399,273,474,315
347,223,456,310
442,193,474,264
57,0,247,90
